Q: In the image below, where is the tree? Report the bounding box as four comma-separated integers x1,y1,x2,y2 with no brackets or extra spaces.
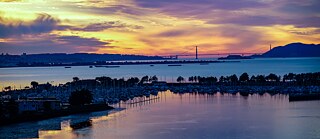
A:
188,76,194,82
149,75,158,82
230,74,238,83
206,76,218,84
73,77,80,82
239,73,249,82
250,75,256,82
69,89,93,106
177,76,184,83
139,76,149,84
194,76,199,82
96,76,112,87
219,76,225,83
256,75,266,83
31,81,39,89
4,86,11,91
127,77,140,86
266,73,279,82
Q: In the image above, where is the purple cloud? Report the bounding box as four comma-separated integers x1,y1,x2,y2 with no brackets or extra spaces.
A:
280,0,320,15
135,0,266,10
208,15,320,28
73,21,144,32
0,35,112,54
155,30,187,37
134,0,320,28
0,13,67,38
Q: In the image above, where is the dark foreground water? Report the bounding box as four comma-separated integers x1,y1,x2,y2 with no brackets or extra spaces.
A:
1,91,320,139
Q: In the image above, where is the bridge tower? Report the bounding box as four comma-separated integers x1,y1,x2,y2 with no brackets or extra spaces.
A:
196,46,198,59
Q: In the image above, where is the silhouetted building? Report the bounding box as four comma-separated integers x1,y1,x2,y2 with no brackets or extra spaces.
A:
16,97,61,114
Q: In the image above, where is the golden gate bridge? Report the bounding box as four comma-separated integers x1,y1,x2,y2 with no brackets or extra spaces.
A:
161,45,269,59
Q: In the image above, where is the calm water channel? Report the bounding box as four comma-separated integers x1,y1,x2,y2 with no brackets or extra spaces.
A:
0,57,319,89
0,57,319,138
1,92,320,139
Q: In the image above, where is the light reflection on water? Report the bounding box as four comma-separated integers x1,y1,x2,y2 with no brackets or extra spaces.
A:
1,91,320,139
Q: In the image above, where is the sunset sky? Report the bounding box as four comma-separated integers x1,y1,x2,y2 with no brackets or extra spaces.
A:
0,0,319,56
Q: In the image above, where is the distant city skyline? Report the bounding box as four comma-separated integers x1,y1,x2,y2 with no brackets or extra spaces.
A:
0,0,319,55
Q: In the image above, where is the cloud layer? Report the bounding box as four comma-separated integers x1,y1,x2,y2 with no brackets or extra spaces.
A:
0,0,319,55
0,34,111,54
0,14,66,38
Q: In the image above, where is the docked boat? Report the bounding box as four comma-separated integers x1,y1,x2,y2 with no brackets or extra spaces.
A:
70,120,92,130
168,64,182,66
105,66,120,68
95,65,120,68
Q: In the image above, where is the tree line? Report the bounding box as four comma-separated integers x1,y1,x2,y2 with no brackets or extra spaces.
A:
186,72,320,85
2,72,319,92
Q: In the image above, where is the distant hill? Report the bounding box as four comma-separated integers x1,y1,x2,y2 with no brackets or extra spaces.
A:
0,53,170,67
261,43,320,57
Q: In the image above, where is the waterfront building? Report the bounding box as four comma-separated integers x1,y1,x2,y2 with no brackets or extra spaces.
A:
16,97,61,114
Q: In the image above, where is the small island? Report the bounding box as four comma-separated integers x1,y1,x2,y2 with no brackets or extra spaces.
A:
218,55,252,60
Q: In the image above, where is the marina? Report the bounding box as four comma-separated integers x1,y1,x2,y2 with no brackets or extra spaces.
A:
1,0,319,138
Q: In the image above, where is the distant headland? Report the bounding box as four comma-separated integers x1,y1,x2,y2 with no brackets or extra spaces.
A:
218,42,320,60
0,53,171,68
256,42,320,58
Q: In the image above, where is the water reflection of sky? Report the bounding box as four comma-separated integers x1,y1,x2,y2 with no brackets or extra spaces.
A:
1,91,320,139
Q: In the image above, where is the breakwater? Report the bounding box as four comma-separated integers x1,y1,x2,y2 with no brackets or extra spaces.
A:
0,60,239,68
